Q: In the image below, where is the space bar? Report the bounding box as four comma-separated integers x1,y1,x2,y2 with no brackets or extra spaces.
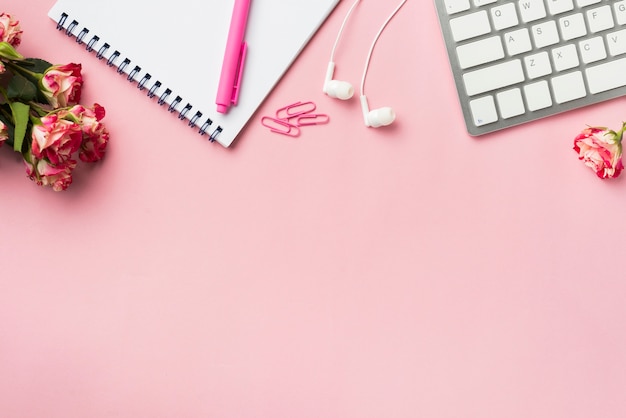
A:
463,59,525,96
587,58,626,94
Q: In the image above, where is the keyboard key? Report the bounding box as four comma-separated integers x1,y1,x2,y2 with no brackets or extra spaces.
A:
469,96,498,126
519,0,547,23
492,3,519,30
579,36,607,64
463,59,525,96
559,13,587,40
587,6,614,33
474,0,498,6
552,71,586,103
450,10,491,42
576,0,601,7
586,57,626,93
444,0,470,15
496,88,525,119
607,29,626,56
524,81,552,111
504,28,532,56
548,0,574,16
615,1,626,25
524,51,552,79
531,20,559,48
456,36,505,69
552,44,579,71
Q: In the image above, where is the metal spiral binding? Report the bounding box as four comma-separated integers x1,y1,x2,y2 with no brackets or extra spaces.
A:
55,12,223,143
96,43,110,60
86,36,99,52
76,28,88,44
158,89,171,105
137,73,151,90
106,51,120,67
148,82,161,99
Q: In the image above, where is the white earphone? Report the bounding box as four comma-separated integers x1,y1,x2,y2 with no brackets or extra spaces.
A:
323,0,408,128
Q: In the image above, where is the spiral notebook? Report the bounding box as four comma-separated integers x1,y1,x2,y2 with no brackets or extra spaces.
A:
47,0,340,148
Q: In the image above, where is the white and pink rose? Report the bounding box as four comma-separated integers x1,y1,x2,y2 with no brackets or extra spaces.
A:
25,115,81,192
0,120,8,147
24,155,76,192
574,126,624,179
31,113,83,165
40,63,83,108
0,13,22,47
68,103,110,162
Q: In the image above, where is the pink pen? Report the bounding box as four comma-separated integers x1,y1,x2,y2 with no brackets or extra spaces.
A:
216,0,251,113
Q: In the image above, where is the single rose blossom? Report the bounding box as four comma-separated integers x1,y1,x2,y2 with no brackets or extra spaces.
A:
40,63,83,108
31,113,83,165
574,126,624,179
24,155,76,192
0,120,8,147
25,114,83,192
68,103,110,162
0,13,22,47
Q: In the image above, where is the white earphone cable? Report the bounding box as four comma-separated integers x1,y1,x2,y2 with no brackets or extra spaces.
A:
360,0,408,96
329,0,361,62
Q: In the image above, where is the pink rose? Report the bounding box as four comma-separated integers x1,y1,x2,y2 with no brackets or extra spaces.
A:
24,155,76,192
0,13,22,47
574,126,624,179
68,104,110,162
40,63,83,108
0,120,8,147
31,113,83,165
25,113,85,192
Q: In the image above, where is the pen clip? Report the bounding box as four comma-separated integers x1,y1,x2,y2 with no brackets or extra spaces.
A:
231,42,248,106
261,117,300,137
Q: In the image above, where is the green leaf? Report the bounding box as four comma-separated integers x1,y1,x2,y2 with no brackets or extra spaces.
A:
7,72,37,102
11,59,53,104
10,101,30,153
20,58,53,74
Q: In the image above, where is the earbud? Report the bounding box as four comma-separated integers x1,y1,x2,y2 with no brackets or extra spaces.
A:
360,95,395,128
323,0,406,128
323,0,360,100
323,62,354,100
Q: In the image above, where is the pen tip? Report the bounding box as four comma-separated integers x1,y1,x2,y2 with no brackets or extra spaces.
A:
217,104,228,114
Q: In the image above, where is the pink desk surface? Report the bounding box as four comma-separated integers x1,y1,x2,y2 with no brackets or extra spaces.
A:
2,1,626,417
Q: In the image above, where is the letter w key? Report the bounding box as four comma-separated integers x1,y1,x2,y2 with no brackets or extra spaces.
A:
518,0,547,23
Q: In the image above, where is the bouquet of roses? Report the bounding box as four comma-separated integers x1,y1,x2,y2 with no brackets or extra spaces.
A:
0,12,108,191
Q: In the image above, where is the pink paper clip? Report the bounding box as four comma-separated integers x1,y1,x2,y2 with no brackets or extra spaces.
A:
261,116,300,137
276,101,316,120
296,114,330,127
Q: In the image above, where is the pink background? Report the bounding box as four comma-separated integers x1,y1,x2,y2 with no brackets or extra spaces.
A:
2,0,626,417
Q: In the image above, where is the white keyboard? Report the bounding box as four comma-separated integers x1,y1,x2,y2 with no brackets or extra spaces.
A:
434,0,626,135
